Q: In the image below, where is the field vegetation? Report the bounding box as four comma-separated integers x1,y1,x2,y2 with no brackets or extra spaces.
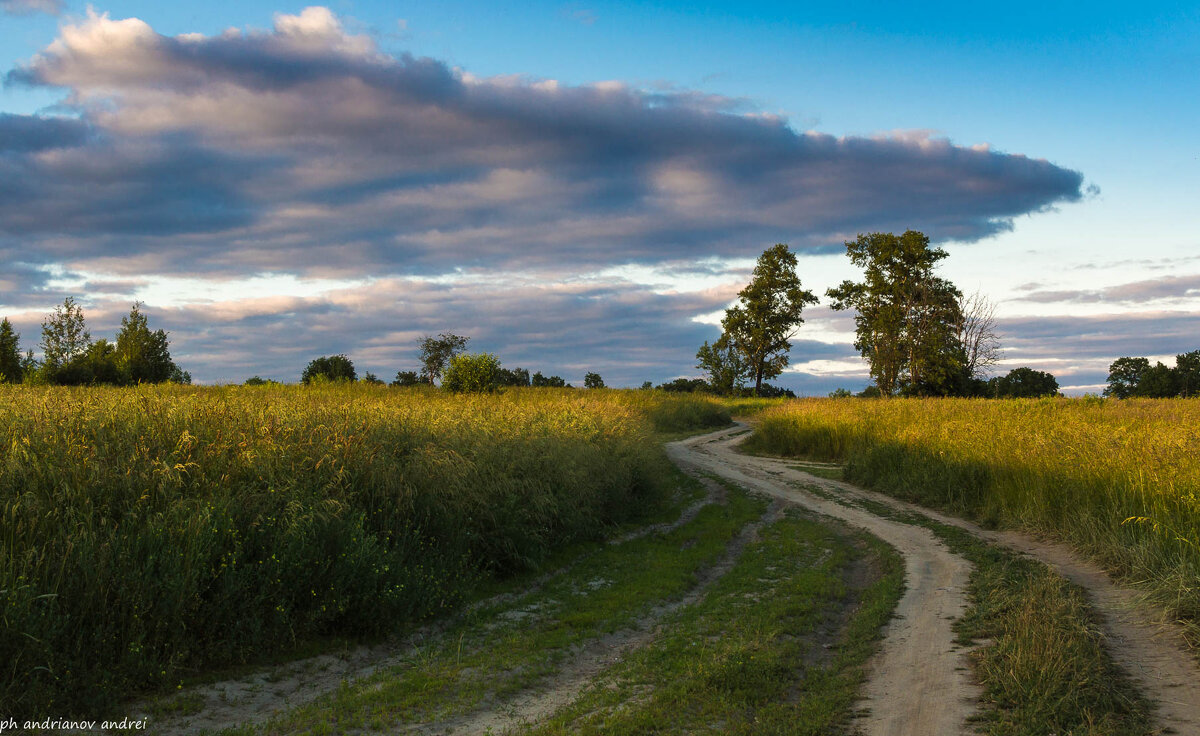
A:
0,384,733,718
744,397,1200,646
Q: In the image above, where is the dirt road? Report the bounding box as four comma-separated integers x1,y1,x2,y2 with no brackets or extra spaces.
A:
672,422,1200,736
668,425,981,736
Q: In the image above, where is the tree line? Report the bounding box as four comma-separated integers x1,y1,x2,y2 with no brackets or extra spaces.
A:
289,332,606,392
1105,352,1200,398
0,298,190,386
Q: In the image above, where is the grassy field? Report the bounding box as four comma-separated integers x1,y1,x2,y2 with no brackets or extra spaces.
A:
0,384,733,718
743,397,1200,647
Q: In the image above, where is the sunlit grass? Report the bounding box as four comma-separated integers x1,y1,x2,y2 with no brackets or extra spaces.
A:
744,397,1200,647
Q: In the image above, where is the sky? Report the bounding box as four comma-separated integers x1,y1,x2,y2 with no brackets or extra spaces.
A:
1,0,1197,393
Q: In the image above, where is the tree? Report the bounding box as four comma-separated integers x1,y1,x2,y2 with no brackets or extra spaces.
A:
0,318,22,383
392,370,422,387
302,355,356,383
497,367,531,387
957,290,1001,379
658,377,710,392
640,381,653,390
695,336,749,396
1104,357,1150,398
990,367,1058,398
1135,362,1178,398
1175,350,1200,398
82,339,123,385
721,244,819,395
418,333,469,385
245,375,281,386
361,372,385,385
827,231,963,396
583,372,605,389
115,302,177,384
441,353,501,392
531,371,567,388
40,297,91,377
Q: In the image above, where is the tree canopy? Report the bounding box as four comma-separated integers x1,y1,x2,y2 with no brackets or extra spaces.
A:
827,230,963,396
418,333,469,385
302,355,356,383
720,243,818,395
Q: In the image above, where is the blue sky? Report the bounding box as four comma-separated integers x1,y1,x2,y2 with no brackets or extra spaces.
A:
1,0,1197,392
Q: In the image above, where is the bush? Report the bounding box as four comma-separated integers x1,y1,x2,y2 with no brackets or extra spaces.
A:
442,353,501,393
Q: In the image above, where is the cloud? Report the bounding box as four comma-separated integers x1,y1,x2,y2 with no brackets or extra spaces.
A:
2,7,1086,280
1,0,61,16
1016,274,1200,304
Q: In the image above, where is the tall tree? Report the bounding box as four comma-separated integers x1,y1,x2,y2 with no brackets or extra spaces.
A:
1175,350,1200,398
0,318,22,383
1104,357,1150,398
115,302,177,384
827,231,963,396
721,244,818,395
1134,362,1178,398
417,333,469,385
40,297,91,374
695,336,749,396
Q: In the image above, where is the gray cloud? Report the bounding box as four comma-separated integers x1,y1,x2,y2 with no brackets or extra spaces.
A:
2,7,1086,279
1017,274,1200,304
0,0,61,16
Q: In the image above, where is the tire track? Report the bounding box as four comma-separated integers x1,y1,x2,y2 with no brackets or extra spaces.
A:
667,424,981,736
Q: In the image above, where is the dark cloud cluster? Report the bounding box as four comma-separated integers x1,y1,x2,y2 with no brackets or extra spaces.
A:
2,7,1087,279
1016,274,1200,304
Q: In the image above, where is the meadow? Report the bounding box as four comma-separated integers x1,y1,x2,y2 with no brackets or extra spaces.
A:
0,384,731,718
743,397,1200,647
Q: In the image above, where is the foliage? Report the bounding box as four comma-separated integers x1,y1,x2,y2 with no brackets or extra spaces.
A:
583,371,605,389
244,375,282,386
0,385,732,716
531,371,568,387
1105,352,1199,398
657,377,710,393
827,231,964,396
417,333,469,385
0,318,22,383
721,243,819,394
441,352,502,393
745,397,1200,651
301,354,356,384
989,367,1059,398
497,366,531,387
39,297,91,381
695,336,749,395
1104,357,1149,398
392,370,422,387
829,388,854,398
115,302,177,384
361,372,385,385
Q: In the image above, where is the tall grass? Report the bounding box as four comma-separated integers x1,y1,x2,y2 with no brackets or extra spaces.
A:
744,397,1200,646
0,384,727,717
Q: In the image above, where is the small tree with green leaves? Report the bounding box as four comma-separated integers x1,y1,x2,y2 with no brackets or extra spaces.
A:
695,335,750,396
302,355,356,384
40,297,91,381
990,367,1059,398
583,372,605,389
722,244,818,395
392,370,422,387
1104,357,1150,398
418,333,469,385
115,302,177,384
0,318,22,383
442,353,501,392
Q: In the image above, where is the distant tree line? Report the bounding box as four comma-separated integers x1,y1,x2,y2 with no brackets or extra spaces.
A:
293,332,598,393
1104,352,1200,398
0,298,189,386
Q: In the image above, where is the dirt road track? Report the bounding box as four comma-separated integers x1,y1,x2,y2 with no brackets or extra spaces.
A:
673,422,1200,736
668,425,981,736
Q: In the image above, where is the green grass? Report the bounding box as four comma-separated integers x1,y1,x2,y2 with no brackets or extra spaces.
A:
525,509,905,735
222,486,768,734
786,481,1153,736
0,384,731,718
743,397,1200,649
